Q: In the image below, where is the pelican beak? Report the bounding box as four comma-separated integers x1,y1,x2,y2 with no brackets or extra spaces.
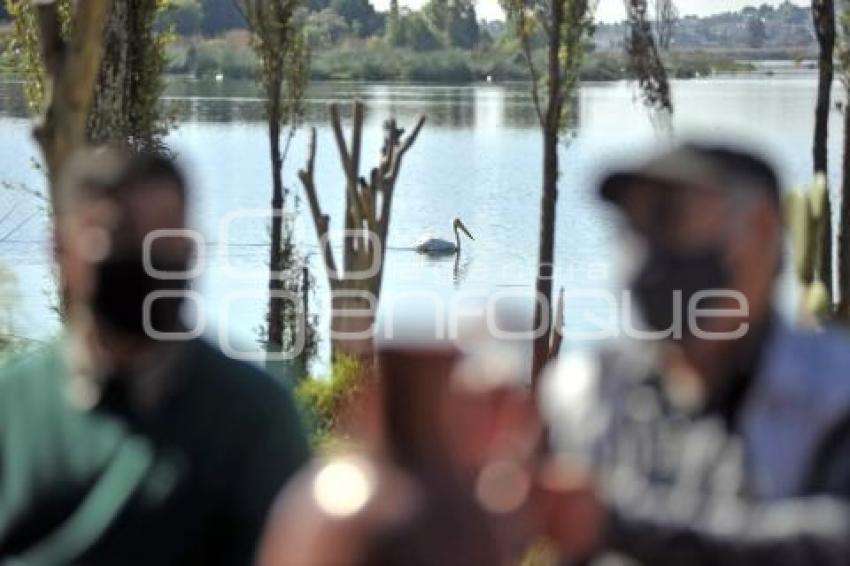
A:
457,220,474,240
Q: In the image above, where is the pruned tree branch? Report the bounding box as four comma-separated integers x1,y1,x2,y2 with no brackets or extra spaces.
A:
299,103,425,357
299,127,338,280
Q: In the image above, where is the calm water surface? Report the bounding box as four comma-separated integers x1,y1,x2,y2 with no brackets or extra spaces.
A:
0,74,835,361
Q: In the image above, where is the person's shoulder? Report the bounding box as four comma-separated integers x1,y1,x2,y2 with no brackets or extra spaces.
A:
186,338,298,417
0,343,64,427
0,341,62,389
768,323,850,383
762,322,850,411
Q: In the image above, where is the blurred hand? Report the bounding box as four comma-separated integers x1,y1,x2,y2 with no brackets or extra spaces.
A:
534,457,605,560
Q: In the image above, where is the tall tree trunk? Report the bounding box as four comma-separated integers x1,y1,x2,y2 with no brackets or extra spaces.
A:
838,89,850,317
88,1,132,145
267,89,285,350
86,0,166,151
531,0,564,385
813,0,835,297
33,0,112,203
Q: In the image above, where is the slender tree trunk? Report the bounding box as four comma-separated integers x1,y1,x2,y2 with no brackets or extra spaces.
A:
267,91,285,350
531,0,564,385
814,29,835,174
87,1,131,145
838,88,850,317
813,0,835,296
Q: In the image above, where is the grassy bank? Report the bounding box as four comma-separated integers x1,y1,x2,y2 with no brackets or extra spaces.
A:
165,37,758,84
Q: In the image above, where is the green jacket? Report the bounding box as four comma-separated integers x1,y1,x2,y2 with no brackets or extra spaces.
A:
0,338,310,565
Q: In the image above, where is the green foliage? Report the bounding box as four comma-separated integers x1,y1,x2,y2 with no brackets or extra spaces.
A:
3,0,71,113
423,0,449,34
4,1,172,151
295,356,363,446
175,39,259,78
503,0,595,129
158,0,203,36
385,0,400,46
446,0,479,49
304,8,350,49
787,175,832,320
665,50,754,78
242,0,309,124
625,0,672,119
398,11,442,51
422,0,479,49
405,48,472,81
329,0,382,37
89,0,174,152
165,37,752,83
311,45,477,81
581,53,624,80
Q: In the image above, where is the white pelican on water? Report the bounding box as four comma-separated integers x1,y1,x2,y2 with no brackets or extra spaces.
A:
415,218,474,255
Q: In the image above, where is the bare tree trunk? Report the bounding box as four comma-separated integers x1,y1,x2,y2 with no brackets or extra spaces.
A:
531,0,564,385
267,88,285,349
838,89,850,317
813,0,835,297
33,0,112,203
299,102,425,360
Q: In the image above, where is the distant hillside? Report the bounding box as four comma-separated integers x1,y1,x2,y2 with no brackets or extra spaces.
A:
595,2,815,52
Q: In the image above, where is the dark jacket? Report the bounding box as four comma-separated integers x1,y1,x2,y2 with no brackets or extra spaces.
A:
0,338,310,565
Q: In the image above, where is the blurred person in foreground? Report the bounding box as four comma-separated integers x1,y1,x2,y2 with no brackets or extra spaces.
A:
259,342,542,565
538,143,850,565
0,148,309,564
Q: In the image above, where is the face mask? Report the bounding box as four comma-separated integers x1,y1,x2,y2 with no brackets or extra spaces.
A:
92,255,190,339
629,245,730,339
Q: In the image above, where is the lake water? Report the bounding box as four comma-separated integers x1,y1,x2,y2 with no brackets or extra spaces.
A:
0,74,838,365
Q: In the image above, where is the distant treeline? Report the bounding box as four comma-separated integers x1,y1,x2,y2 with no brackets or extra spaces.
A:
0,1,820,54
166,37,757,83
155,1,817,52
153,0,487,52
0,1,814,84
597,2,815,51
0,1,819,54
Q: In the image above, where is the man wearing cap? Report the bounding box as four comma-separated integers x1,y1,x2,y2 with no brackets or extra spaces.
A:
0,148,309,564
539,143,850,564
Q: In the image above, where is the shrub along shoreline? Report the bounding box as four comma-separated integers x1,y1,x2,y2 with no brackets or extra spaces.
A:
165,39,762,84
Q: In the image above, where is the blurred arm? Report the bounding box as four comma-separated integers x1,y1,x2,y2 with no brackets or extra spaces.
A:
604,482,850,566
